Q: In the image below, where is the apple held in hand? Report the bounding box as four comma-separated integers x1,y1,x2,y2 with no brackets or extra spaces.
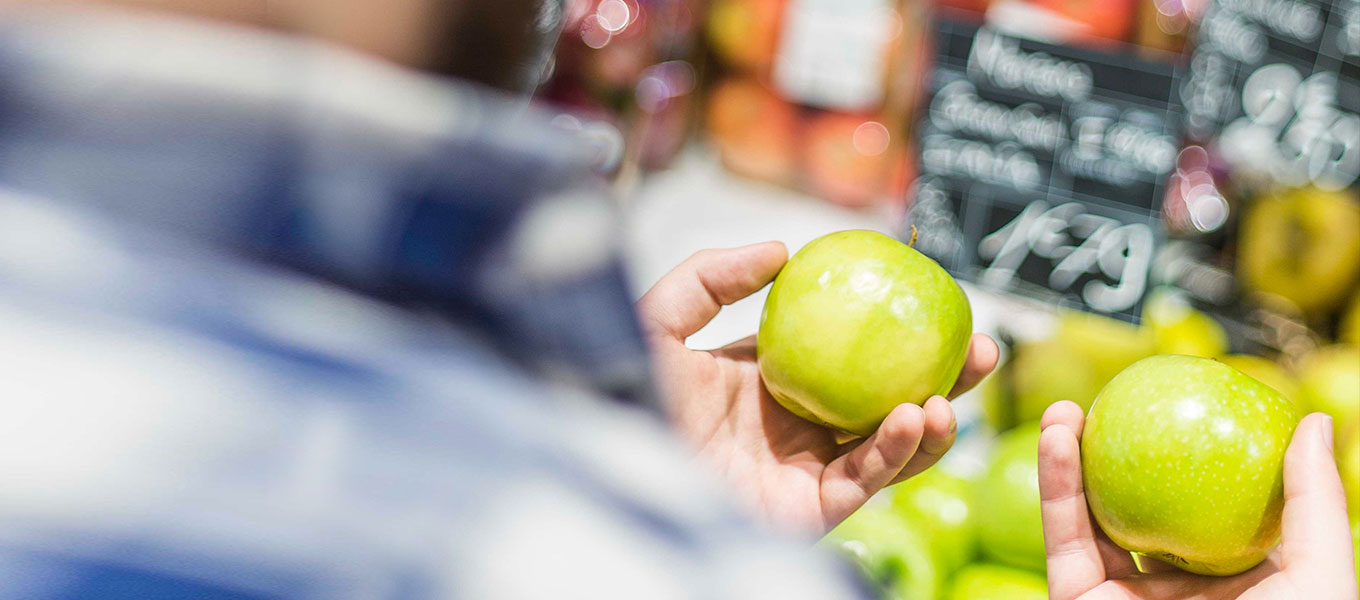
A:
1083,355,1299,576
757,230,972,436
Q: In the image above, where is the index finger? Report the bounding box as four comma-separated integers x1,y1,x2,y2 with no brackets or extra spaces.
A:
1039,419,1110,600
947,333,999,399
1279,413,1357,595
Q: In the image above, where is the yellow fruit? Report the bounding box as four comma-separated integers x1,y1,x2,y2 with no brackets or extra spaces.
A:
1144,292,1227,358
1055,310,1156,384
1341,295,1360,345
1237,186,1360,316
1297,345,1360,440
1339,424,1359,524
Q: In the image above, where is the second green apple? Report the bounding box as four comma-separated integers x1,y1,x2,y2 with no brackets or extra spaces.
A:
1083,355,1299,576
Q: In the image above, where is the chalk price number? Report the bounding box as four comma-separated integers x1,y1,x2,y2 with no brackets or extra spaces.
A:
978,201,1154,313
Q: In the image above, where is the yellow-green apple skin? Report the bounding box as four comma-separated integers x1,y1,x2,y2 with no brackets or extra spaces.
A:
947,563,1048,600
986,339,1101,432
1143,292,1227,358
1237,186,1360,316
1342,295,1360,345
824,501,946,600
1083,355,1300,576
975,424,1046,572
1352,521,1359,578
1296,345,1360,440
1220,355,1298,406
757,230,972,436
1056,309,1156,384
1011,339,1103,423
891,467,977,572
1340,424,1359,523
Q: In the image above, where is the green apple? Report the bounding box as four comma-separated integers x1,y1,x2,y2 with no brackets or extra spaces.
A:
1219,354,1298,406
1352,520,1359,578
1083,355,1299,576
758,230,973,435
1339,423,1359,523
1143,291,1227,358
1341,295,1360,345
1055,309,1156,384
1011,339,1103,423
1237,186,1360,316
1296,345,1360,441
891,467,977,573
947,563,1048,600
824,501,946,600
986,339,1102,432
975,424,1046,572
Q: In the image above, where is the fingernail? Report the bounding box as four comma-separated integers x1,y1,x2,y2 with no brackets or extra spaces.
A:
1321,414,1334,452
948,415,958,435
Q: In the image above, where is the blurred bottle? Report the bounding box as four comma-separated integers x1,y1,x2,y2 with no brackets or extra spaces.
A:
537,0,704,182
1132,0,1200,56
703,0,929,207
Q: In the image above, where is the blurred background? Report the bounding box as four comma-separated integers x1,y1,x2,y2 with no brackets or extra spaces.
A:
539,0,1359,596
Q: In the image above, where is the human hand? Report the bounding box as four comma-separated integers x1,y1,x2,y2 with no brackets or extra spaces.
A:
1038,401,1358,599
636,242,998,535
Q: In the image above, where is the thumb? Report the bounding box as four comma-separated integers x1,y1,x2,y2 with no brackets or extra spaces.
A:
636,242,787,342
1279,412,1356,594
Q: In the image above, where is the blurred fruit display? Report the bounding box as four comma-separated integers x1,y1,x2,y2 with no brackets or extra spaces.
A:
1295,344,1360,439
947,563,1048,600
974,425,1045,572
1142,289,1229,357
890,468,979,573
823,500,949,600
538,0,705,179
1353,521,1360,576
707,0,785,72
702,0,931,206
1236,186,1360,318
1340,422,1359,522
706,78,799,181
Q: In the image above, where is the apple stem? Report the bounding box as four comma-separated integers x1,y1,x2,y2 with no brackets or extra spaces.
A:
908,225,918,248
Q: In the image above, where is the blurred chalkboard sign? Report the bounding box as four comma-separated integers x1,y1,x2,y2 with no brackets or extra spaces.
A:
906,21,1182,321
1181,0,1358,191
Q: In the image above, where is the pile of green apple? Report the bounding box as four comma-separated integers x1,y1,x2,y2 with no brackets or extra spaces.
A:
823,456,1049,600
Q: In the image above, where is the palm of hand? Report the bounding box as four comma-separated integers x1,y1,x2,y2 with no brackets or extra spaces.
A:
660,335,858,533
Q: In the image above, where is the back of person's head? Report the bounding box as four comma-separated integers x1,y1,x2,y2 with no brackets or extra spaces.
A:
15,0,564,93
